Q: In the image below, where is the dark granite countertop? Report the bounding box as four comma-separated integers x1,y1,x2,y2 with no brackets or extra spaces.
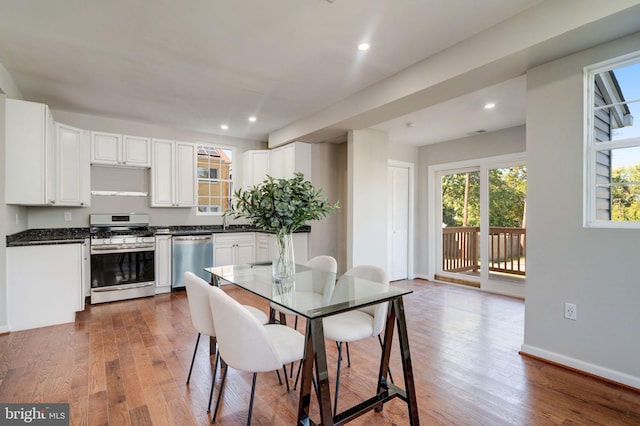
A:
6,225,311,247
6,228,90,247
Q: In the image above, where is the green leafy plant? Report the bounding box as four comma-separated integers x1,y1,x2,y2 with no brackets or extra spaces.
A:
224,173,338,235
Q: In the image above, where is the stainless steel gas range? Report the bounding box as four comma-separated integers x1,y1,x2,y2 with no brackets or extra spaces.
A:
89,214,155,304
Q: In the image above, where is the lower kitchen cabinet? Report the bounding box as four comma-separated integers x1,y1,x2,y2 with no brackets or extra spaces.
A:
213,233,256,267
155,234,172,294
7,243,86,331
254,232,309,265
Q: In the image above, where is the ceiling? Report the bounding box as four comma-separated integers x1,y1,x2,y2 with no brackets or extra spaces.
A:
0,0,561,147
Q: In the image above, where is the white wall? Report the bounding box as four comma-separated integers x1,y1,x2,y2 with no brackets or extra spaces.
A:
347,129,388,270
309,142,345,272
522,32,640,388
416,126,526,278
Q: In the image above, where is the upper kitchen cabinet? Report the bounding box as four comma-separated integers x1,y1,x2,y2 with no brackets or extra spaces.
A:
91,131,151,167
269,141,311,180
150,138,196,207
5,99,90,206
56,123,91,206
242,149,269,188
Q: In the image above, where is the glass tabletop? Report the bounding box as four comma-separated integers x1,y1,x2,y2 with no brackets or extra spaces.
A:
205,263,412,320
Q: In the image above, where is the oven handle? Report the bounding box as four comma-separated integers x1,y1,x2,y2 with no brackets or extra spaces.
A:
91,244,155,253
92,282,155,292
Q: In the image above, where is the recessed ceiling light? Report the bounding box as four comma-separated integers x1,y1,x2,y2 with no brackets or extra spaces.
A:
248,116,257,123
358,43,370,51
220,124,229,130
484,103,496,109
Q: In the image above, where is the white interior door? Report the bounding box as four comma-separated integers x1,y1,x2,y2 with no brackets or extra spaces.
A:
388,165,410,281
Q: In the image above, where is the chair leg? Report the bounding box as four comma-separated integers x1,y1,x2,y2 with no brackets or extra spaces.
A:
207,350,220,413
293,360,303,390
247,373,258,426
334,342,343,416
378,335,394,384
212,362,229,423
279,312,287,326
275,369,282,385
345,341,351,367
288,316,299,378
282,366,290,391
187,333,201,384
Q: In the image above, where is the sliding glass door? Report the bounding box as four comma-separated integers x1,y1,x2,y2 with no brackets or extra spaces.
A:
433,156,526,296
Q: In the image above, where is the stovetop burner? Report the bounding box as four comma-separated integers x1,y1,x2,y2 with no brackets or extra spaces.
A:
89,227,154,239
89,213,153,241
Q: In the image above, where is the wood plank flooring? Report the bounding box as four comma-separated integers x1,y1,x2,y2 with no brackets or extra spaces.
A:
1,279,639,425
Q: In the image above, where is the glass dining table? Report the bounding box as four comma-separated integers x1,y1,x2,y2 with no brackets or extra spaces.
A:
205,263,420,426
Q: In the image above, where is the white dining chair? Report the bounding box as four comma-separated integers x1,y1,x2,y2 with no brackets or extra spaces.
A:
270,255,338,328
321,265,389,415
184,272,268,413
208,285,305,425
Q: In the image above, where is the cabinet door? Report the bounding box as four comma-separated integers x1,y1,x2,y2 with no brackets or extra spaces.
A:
243,150,270,188
7,244,84,331
255,233,272,262
5,99,51,205
123,135,151,167
236,242,256,264
175,142,196,207
151,139,175,206
91,131,121,165
56,123,89,206
155,235,172,293
213,244,235,267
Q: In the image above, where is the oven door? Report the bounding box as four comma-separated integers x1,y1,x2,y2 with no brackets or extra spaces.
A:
90,245,155,304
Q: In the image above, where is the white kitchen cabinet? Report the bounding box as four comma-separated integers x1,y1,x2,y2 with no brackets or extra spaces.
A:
7,243,85,331
151,139,196,207
255,232,272,263
242,149,270,188
155,234,172,294
269,141,311,180
56,123,91,206
5,99,90,206
254,232,309,265
213,233,255,267
91,131,151,167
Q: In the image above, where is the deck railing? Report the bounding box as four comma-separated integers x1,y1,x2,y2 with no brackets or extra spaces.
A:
442,226,526,276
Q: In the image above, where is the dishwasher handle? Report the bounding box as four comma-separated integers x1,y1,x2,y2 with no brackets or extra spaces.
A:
173,235,212,242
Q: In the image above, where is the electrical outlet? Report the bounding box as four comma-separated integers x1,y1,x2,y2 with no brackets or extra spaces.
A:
64,211,72,222
564,302,577,320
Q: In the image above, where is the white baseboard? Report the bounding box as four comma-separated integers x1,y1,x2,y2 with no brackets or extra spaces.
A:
520,344,640,390
412,273,431,280
0,325,8,334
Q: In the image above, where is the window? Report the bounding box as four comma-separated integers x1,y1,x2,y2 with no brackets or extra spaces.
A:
196,144,233,215
585,51,640,227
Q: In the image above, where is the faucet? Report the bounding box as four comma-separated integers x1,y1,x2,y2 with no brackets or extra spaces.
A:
222,214,228,231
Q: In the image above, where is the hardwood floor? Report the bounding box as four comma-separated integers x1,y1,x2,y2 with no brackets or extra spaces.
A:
1,279,638,425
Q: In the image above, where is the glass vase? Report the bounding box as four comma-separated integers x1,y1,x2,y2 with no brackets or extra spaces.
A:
273,232,295,283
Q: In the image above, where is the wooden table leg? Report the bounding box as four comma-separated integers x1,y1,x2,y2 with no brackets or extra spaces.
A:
394,296,420,425
297,318,334,425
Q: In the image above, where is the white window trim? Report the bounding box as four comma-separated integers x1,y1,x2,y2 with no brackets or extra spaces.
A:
195,143,235,216
583,50,640,228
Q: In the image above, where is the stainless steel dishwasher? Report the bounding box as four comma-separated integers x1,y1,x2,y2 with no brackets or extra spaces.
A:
171,235,213,289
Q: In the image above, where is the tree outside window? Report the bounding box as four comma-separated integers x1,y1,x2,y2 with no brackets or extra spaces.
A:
585,52,640,227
